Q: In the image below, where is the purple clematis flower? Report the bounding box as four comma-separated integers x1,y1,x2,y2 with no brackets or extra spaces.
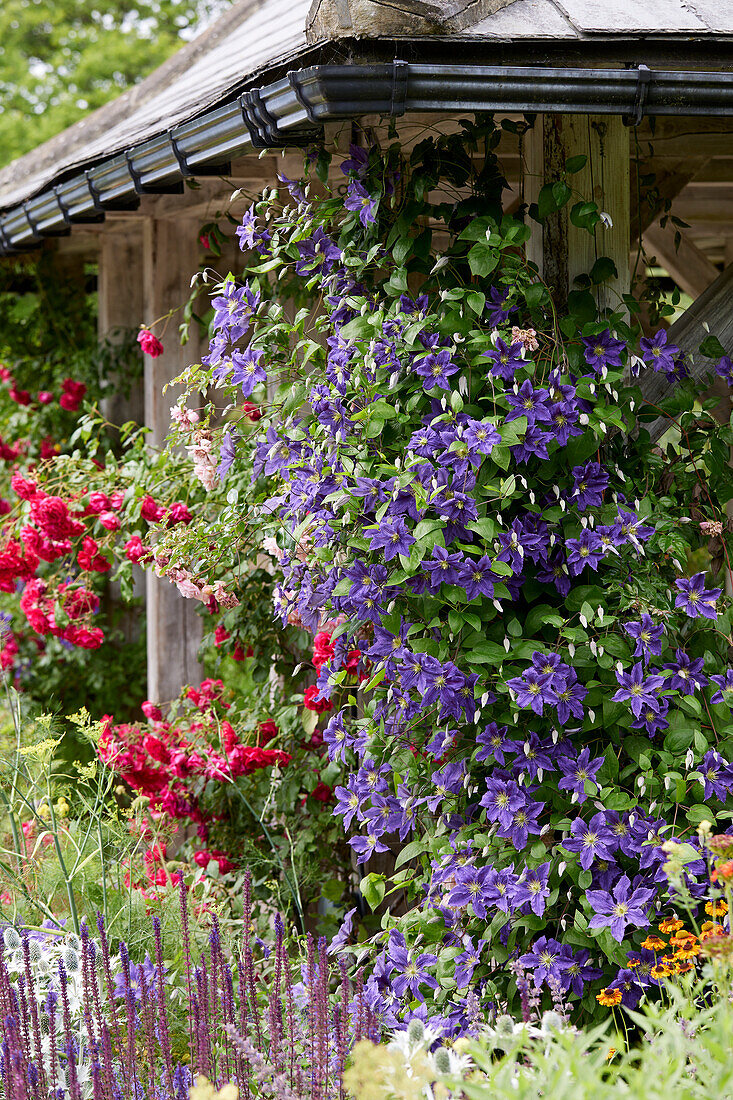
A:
699,750,733,801
674,572,721,620
483,338,524,382
613,663,665,719
517,936,572,989
344,180,379,226
663,649,708,695
710,670,733,709
415,349,460,391
563,813,617,870
565,530,605,575
570,461,609,511
505,669,556,716
582,330,626,374
512,862,551,915
557,747,604,803
623,614,664,663
363,517,415,561
639,329,680,375
586,874,657,942
385,931,438,1001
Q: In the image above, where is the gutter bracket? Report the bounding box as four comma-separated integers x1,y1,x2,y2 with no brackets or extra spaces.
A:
54,187,73,226
390,59,409,117
240,90,283,148
168,130,231,177
126,148,184,195
241,88,320,148
623,64,652,127
0,223,19,253
25,199,69,239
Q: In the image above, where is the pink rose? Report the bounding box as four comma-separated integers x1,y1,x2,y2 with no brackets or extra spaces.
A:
137,330,164,358
99,511,120,531
37,391,54,405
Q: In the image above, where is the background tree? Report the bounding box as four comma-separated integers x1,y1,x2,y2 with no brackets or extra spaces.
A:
0,0,230,168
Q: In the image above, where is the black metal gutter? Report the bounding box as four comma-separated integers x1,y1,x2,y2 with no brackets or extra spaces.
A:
2,60,733,254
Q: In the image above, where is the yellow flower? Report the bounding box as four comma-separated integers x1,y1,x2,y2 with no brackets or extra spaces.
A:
596,988,622,1007
705,899,728,917
642,934,666,952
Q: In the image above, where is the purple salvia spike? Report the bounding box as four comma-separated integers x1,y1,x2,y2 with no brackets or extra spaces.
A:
179,876,195,1062
20,937,45,1097
14,977,30,1062
137,964,158,1099
90,1057,104,1100
244,942,262,1053
118,942,139,1086
336,960,349,1100
197,958,213,1079
100,1022,117,1100
354,968,364,1043
152,917,175,1096
282,935,297,1089
46,995,59,1094
306,934,317,1100
95,913,127,1090
80,926,99,1059
318,937,330,1100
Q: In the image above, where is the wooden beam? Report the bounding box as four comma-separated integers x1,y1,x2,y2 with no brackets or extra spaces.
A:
142,216,205,703
526,113,629,313
630,156,709,238
642,220,719,299
640,261,733,439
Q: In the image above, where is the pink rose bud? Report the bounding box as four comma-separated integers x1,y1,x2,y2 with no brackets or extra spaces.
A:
99,511,120,531
109,490,125,510
141,700,163,722
37,391,54,405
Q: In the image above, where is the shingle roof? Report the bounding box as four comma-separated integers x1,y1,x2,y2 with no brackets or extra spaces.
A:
0,0,731,213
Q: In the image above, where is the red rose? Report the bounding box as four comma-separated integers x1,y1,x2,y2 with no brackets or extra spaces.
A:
142,700,163,722
9,388,31,406
40,437,57,460
0,500,10,516
167,502,192,527
37,391,54,405
140,495,164,523
199,234,210,250
311,782,333,804
303,685,333,714
109,490,125,510
257,720,279,744
124,536,149,563
214,626,230,645
137,330,164,358
99,511,120,531
60,379,86,412
63,624,104,649
242,402,262,422
10,475,38,501
87,492,109,514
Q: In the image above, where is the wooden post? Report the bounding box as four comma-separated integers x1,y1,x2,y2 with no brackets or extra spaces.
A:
526,114,630,313
97,229,147,656
142,216,204,704
98,229,145,425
